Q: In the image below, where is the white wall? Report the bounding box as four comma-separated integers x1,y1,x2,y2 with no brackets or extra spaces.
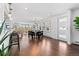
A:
44,10,71,44
72,8,79,44
44,16,58,39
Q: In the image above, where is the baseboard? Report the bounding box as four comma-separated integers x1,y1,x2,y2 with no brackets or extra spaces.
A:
72,41,79,45
44,35,68,44
43,35,58,40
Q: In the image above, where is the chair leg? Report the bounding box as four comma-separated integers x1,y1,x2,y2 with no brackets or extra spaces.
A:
17,35,20,50
8,45,11,51
18,42,20,50
38,36,39,39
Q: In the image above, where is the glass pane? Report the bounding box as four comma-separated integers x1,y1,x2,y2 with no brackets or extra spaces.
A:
58,16,68,40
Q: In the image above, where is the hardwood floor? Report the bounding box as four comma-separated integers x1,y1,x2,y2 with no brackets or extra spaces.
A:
10,33,79,56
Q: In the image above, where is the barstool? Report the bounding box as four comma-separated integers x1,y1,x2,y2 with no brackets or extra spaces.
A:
9,32,20,50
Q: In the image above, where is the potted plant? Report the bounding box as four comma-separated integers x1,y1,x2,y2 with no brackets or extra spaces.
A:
74,16,79,30
0,19,11,56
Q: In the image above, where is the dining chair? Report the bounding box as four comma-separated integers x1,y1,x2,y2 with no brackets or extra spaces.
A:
36,31,43,39
28,31,35,39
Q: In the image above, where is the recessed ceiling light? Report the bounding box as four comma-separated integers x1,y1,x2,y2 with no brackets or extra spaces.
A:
25,8,28,10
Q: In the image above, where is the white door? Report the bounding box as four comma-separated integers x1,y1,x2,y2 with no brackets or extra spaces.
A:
58,16,68,41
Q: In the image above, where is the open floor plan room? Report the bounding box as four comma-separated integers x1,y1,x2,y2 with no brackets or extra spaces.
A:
0,3,79,56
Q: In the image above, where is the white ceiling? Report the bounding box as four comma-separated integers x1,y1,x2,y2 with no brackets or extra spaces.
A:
11,3,79,22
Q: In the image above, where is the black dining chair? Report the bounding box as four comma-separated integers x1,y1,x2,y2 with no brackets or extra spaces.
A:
36,31,43,39
28,31,35,39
